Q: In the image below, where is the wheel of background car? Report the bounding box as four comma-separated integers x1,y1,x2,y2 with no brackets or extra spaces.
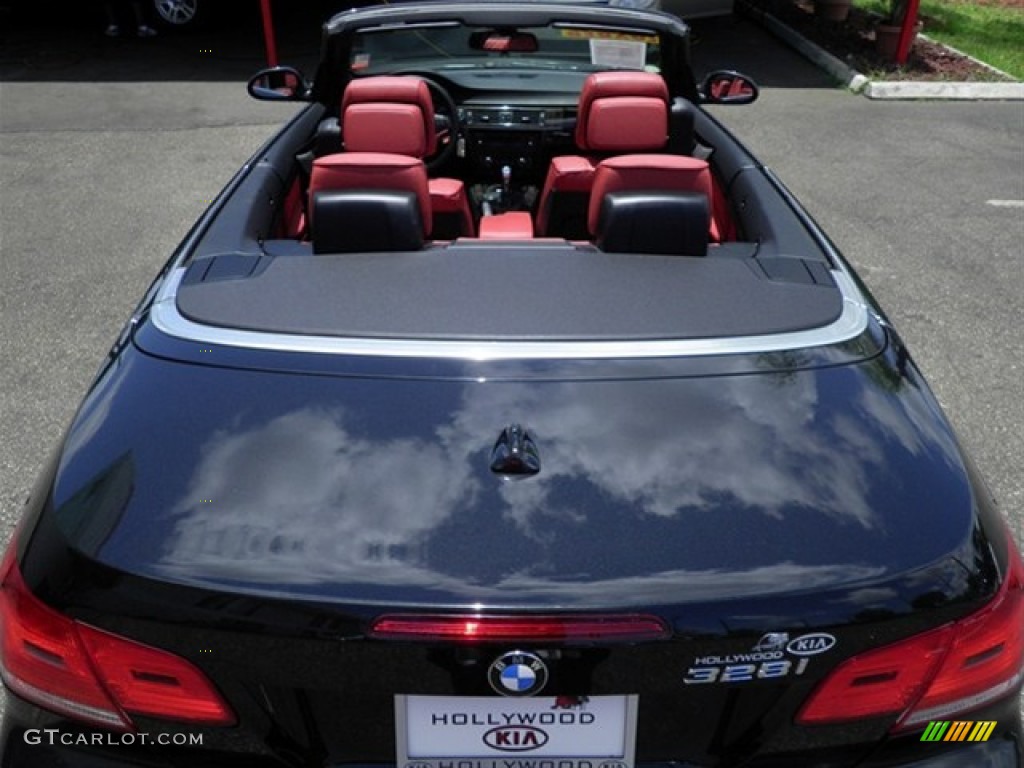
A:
153,0,199,26
417,76,460,173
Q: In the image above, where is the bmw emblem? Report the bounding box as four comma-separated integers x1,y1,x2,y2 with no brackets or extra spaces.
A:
488,651,549,697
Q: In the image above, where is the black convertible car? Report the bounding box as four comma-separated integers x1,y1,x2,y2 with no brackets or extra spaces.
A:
1,3,1021,767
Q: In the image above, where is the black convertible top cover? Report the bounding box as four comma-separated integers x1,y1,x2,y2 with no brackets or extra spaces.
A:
177,244,841,341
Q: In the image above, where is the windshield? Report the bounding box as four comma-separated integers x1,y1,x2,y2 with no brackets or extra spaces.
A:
351,22,662,73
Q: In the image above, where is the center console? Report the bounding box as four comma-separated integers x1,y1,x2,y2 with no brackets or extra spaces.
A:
456,102,577,237
458,105,575,181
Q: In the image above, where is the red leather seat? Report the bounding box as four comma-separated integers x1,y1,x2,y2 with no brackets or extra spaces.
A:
588,155,719,242
535,71,670,238
341,77,474,238
310,153,432,239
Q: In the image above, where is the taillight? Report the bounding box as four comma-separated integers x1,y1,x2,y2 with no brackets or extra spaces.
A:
0,541,235,731
795,624,953,725
897,530,1024,729
797,530,1024,730
0,544,126,730
370,613,670,643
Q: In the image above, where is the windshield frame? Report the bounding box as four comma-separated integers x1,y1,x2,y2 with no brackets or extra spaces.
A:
313,2,698,106
348,20,665,76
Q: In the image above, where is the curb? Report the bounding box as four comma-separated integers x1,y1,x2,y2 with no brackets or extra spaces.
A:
738,1,1024,100
864,80,1024,99
742,2,869,92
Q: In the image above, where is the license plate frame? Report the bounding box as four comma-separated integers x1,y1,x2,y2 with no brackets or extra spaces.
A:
395,694,638,768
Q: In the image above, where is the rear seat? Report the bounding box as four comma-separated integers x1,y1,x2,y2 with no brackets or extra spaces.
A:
594,191,709,257
308,152,431,252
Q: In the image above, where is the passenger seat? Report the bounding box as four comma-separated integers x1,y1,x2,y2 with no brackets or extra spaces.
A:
535,71,670,239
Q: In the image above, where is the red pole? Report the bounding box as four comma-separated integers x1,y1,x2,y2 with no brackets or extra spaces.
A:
260,0,279,68
895,0,920,66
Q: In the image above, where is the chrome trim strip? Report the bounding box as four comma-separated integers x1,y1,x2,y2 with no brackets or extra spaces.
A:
150,268,870,361
360,20,460,32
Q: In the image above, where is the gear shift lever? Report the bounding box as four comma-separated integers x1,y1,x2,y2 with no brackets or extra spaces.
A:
482,165,514,217
501,164,512,204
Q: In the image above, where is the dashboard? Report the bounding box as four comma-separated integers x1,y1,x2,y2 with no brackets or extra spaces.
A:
458,103,577,178
422,69,590,182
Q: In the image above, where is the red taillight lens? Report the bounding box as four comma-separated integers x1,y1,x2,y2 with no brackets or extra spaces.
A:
798,530,1024,729
795,624,953,725
369,613,670,643
898,530,1024,729
0,542,235,730
0,545,128,730
76,624,235,726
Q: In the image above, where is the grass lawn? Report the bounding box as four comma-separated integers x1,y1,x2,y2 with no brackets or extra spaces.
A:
854,0,1024,78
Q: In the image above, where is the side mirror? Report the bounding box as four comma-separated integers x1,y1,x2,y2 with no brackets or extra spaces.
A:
700,71,759,105
247,67,310,101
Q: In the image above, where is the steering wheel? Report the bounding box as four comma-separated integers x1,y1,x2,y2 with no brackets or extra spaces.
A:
415,75,461,173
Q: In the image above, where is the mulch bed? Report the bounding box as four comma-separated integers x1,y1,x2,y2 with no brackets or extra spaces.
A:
756,0,1014,80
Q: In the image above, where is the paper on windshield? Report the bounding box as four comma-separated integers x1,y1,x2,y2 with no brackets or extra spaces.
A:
589,39,646,70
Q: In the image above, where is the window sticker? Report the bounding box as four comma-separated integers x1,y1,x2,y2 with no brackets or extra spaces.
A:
589,39,646,70
560,29,657,44
351,53,371,71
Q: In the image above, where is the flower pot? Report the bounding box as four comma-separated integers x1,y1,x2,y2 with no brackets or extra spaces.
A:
875,21,923,60
814,0,851,21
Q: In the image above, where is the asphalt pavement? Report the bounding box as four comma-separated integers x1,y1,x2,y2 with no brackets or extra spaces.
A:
1,1,1022,729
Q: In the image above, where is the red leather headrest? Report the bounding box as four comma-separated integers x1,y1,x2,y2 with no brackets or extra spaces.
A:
344,104,430,157
342,76,436,157
575,72,669,152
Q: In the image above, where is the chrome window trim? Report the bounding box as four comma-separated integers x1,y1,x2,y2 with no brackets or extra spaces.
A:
150,268,869,361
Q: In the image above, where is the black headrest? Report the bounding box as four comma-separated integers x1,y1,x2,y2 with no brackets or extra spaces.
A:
668,97,697,156
312,190,424,254
314,116,343,157
595,191,709,256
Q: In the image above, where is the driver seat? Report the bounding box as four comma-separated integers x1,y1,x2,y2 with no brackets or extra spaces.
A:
342,77,474,239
